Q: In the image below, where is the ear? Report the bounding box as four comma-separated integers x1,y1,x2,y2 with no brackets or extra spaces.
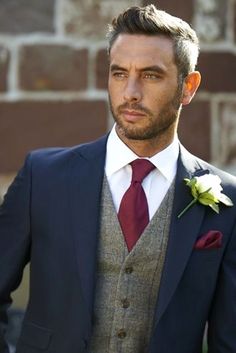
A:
181,71,201,105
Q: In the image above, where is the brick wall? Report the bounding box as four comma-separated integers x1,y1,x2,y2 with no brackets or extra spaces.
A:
0,0,236,199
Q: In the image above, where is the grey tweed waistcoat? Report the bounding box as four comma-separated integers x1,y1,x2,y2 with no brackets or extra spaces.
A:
88,176,175,353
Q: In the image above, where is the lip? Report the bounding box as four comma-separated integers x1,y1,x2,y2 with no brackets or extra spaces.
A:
121,110,146,122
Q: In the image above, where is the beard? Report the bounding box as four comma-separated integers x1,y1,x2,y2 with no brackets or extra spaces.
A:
109,87,183,141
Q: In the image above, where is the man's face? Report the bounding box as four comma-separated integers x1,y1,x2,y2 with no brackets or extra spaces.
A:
108,34,183,143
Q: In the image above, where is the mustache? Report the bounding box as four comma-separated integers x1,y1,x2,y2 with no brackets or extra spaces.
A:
117,103,152,115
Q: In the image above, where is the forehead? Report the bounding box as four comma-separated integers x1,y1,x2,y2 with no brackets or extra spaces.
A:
109,34,176,70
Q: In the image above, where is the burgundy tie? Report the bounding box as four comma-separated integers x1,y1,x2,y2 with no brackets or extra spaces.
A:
118,159,155,251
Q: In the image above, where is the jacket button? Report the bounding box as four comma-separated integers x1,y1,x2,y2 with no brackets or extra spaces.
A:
121,298,130,308
125,266,133,274
117,329,127,339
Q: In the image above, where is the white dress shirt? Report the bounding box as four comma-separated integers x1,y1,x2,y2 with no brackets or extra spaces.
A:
105,125,180,220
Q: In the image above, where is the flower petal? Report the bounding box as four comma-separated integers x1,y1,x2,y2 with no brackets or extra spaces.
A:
180,173,233,219
195,174,222,195
218,193,234,206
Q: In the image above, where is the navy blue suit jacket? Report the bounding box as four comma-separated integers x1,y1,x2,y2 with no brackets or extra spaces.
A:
1,135,236,353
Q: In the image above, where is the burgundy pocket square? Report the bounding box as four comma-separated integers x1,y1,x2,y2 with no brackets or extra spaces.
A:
194,230,223,250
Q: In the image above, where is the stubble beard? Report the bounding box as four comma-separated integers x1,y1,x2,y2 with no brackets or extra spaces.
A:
109,89,182,141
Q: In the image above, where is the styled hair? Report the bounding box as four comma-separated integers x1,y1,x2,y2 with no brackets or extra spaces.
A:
107,4,200,82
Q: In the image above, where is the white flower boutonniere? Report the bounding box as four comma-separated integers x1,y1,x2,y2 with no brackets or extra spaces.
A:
178,174,234,219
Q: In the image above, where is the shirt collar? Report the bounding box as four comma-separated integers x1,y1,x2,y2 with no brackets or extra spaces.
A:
105,125,179,182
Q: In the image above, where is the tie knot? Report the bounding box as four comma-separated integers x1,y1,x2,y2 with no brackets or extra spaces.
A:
130,159,155,183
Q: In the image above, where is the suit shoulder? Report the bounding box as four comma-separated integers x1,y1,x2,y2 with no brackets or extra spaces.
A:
180,146,236,196
190,156,236,208
29,146,74,161
180,145,236,184
25,134,108,167
25,147,75,170
196,157,236,186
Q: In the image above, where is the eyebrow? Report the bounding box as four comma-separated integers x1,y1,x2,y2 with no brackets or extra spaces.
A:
110,64,126,72
110,64,166,74
140,65,166,74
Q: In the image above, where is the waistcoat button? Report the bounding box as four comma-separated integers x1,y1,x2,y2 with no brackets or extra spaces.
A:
117,329,127,339
125,266,133,274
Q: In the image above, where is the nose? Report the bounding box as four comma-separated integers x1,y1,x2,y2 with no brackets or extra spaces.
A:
123,78,142,103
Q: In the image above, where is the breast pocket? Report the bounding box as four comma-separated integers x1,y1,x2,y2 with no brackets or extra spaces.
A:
192,246,224,264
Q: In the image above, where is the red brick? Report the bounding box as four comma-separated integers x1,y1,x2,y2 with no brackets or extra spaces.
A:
0,45,9,92
19,45,88,91
178,100,211,161
0,0,55,34
198,52,236,92
0,100,108,173
143,0,194,23
96,49,109,89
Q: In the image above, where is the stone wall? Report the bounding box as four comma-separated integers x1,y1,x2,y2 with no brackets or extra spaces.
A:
0,0,236,197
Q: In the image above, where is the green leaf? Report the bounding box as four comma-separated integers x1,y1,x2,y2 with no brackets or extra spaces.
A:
184,178,190,184
209,203,219,213
198,193,218,205
185,177,196,188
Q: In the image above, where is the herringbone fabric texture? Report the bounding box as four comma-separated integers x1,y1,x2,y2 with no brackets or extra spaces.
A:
88,176,175,353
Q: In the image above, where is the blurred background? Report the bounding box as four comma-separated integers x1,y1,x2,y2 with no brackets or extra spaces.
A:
0,0,235,350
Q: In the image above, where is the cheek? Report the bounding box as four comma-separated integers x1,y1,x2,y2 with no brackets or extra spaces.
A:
108,79,117,98
145,92,162,110
152,90,174,107
109,82,123,106
108,78,112,94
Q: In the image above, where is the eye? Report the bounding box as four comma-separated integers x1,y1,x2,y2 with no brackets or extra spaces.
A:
143,72,160,80
111,71,127,80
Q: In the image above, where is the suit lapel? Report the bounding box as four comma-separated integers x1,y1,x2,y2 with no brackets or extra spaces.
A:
68,135,108,319
153,145,208,326
67,137,210,327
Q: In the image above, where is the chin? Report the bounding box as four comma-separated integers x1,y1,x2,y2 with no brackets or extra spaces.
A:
117,124,158,141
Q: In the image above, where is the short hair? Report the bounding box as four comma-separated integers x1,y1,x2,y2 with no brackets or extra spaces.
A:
107,4,200,81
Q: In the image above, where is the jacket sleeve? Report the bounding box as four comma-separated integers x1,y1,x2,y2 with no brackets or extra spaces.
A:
0,154,32,353
207,217,236,352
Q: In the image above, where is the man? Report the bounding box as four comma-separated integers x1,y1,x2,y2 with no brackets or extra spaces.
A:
0,4,236,353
